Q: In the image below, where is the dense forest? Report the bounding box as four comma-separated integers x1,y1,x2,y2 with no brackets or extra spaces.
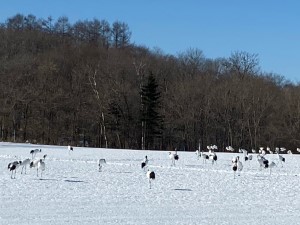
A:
0,14,299,152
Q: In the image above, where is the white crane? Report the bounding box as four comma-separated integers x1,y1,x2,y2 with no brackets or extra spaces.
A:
280,147,286,152
146,170,155,189
257,155,269,170
259,147,266,156
8,161,21,179
241,149,252,162
208,145,217,165
266,147,273,154
169,151,179,166
232,161,238,179
209,152,217,165
201,153,209,164
232,156,243,178
20,158,31,174
211,145,218,150
68,145,74,154
30,149,41,159
141,155,149,171
277,153,285,167
226,146,234,152
37,159,46,177
30,155,47,177
98,159,106,172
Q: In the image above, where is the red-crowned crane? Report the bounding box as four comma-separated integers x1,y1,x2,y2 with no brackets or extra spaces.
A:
232,161,238,179
98,159,106,172
208,145,218,165
209,152,217,165
68,145,74,154
8,161,21,179
240,149,253,162
225,146,234,152
201,153,209,164
277,153,285,167
266,147,273,154
257,155,269,170
146,170,155,189
258,147,266,156
169,151,179,166
232,156,243,178
30,155,47,177
141,155,149,171
280,147,286,152
30,149,41,159
37,159,45,177
20,158,31,174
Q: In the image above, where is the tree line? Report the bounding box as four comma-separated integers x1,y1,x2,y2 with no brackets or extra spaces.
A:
0,14,299,152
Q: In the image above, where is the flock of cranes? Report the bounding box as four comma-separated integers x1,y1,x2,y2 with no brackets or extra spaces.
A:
6,144,297,189
8,149,46,179
227,146,291,178
225,145,298,155
7,147,63,179
195,144,294,179
7,145,158,189
144,144,293,187
6,145,109,179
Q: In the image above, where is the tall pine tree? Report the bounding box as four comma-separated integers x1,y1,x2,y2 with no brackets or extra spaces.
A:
140,72,163,149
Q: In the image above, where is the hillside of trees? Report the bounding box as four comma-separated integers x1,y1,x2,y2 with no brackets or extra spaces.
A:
0,14,299,152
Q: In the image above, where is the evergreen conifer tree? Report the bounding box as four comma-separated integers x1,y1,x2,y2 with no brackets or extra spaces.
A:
140,72,163,149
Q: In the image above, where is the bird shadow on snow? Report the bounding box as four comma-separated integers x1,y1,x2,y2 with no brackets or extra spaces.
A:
174,188,192,191
64,179,86,183
110,171,133,174
33,178,86,183
34,178,59,181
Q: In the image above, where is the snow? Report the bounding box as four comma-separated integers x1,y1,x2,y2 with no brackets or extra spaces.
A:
1,142,300,225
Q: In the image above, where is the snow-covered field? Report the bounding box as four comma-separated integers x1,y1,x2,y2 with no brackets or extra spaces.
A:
1,142,300,225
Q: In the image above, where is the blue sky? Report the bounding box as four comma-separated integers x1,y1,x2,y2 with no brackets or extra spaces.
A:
1,0,299,83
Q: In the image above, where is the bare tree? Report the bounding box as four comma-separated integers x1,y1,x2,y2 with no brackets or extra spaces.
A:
88,67,108,148
54,16,71,37
111,21,131,48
